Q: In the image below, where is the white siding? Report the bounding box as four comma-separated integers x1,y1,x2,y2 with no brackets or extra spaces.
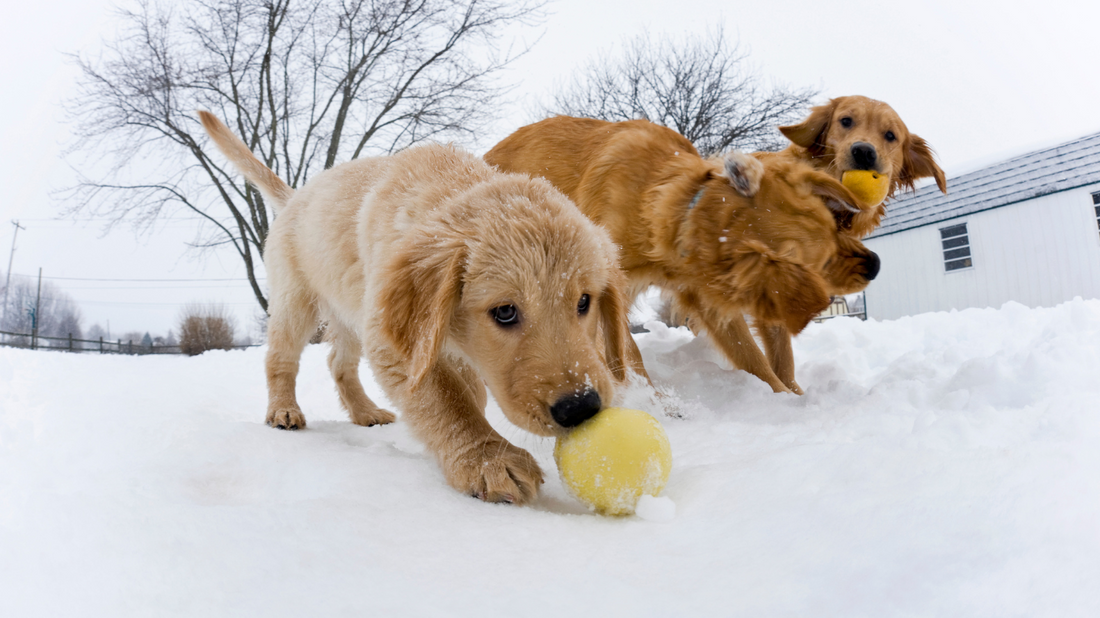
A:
864,183,1100,320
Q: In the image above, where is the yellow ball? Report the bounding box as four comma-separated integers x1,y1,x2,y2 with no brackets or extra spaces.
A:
842,170,890,207
554,407,672,515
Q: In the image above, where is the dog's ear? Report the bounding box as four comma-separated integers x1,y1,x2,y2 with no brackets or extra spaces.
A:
779,100,835,156
378,239,466,390
896,133,947,196
598,267,633,382
717,152,764,197
731,241,832,335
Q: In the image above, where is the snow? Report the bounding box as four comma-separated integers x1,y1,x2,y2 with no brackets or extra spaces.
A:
2,298,1100,616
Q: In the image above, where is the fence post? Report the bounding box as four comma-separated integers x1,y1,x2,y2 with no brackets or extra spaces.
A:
117,339,121,354
99,336,104,353
69,333,73,352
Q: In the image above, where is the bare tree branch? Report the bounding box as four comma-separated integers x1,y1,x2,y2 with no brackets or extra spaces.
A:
548,28,819,156
63,0,546,312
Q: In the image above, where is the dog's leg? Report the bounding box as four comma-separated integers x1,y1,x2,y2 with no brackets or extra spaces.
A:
760,325,803,395
325,320,397,426
372,352,542,504
454,359,488,413
264,288,318,429
681,298,790,393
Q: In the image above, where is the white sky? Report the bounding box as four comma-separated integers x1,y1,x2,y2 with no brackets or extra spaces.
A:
2,0,1099,337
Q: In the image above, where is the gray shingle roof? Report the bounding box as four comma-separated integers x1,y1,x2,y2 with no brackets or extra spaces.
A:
867,131,1100,238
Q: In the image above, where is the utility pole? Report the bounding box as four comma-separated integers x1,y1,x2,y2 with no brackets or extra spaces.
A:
2,220,25,329
32,267,42,349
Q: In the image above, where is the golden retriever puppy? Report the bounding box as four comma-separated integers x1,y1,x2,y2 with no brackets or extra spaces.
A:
771,94,947,238
485,116,866,394
745,96,945,391
199,112,633,505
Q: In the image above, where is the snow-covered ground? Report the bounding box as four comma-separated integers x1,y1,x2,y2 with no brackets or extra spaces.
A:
2,298,1099,616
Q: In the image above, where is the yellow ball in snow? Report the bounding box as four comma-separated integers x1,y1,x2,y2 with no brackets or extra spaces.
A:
842,169,890,207
554,407,672,515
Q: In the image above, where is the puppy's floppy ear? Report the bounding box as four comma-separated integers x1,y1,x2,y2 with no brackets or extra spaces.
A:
377,238,466,390
779,99,835,156
808,170,883,238
730,240,831,335
897,133,947,196
598,267,633,382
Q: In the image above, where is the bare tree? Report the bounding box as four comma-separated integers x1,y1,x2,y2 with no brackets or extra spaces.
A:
548,28,818,156
0,274,84,344
65,0,545,313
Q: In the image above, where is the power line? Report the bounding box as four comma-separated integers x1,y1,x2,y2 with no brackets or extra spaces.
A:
8,272,264,282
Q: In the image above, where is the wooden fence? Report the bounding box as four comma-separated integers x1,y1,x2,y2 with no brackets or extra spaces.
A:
0,330,260,355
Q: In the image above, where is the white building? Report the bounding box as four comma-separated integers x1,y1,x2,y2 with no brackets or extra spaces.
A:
862,132,1100,320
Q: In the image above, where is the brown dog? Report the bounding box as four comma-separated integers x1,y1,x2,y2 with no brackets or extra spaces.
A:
486,116,868,393
744,96,947,391
199,112,634,505
771,95,947,238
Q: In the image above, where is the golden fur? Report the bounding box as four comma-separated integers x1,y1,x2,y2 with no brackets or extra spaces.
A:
486,116,869,394
199,111,634,505
769,95,947,238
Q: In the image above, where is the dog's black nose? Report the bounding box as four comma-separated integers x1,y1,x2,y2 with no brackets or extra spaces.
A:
851,142,878,170
550,389,601,427
863,249,880,281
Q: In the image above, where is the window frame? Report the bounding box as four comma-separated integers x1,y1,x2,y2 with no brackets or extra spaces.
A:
1092,191,1100,239
940,222,973,273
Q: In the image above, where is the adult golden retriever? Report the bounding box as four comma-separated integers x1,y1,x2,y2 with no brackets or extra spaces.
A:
199,112,634,505
486,116,868,394
770,95,947,238
741,96,947,391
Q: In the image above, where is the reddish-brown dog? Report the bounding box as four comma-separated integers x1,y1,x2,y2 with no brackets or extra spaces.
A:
486,116,870,393
744,96,947,391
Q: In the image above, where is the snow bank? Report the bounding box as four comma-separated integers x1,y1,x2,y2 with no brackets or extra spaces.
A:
2,299,1099,616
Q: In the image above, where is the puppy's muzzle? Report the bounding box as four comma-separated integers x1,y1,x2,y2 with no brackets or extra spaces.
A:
851,142,878,170
550,389,601,428
863,249,881,281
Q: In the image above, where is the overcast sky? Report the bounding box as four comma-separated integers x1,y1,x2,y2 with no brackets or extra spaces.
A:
2,0,1099,337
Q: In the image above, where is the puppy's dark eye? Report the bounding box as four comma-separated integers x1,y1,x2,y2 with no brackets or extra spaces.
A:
491,304,519,326
840,117,853,128
577,294,590,315
885,131,896,142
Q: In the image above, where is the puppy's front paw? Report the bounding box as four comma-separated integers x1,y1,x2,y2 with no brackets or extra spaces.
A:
350,407,397,427
447,439,543,505
267,405,307,430
722,152,764,197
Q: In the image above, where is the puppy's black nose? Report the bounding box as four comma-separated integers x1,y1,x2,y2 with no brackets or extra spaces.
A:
550,389,601,428
851,142,877,170
863,250,880,281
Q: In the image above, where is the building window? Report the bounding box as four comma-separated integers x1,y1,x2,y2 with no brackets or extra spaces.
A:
940,222,972,272
1093,192,1100,238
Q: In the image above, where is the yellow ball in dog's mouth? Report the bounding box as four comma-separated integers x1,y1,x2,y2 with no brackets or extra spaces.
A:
842,170,890,207
554,407,672,516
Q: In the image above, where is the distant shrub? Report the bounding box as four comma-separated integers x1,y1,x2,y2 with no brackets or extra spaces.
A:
178,303,236,356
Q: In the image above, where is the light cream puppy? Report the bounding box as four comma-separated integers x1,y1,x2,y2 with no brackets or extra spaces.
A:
199,112,632,505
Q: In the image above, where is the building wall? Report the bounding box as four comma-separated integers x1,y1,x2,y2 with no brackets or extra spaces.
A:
863,182,1100,320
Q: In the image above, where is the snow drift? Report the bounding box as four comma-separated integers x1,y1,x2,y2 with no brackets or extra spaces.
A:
2,299,1099,616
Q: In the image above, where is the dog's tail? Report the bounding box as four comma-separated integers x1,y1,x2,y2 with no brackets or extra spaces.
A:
197,111,294,213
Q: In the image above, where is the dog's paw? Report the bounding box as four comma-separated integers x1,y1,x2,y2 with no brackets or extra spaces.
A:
722,152,764,197
267,406,307,430
448,439,543,505
350,408,397,427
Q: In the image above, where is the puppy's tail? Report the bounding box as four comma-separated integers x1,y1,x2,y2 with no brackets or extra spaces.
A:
197,111,294,213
